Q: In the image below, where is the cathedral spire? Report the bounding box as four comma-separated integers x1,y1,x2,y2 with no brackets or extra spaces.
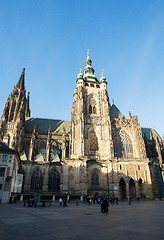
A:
83,50,98,82
16,68,25,90
85,49,92,66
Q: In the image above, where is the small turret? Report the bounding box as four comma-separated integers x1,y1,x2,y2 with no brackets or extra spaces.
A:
100,70,107,83
77,68,83,80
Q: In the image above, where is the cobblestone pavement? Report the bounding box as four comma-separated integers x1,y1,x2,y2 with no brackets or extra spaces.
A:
0,200,164,240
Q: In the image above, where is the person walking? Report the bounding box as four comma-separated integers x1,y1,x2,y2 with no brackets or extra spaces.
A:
63,197,67,207
76,198,79,206
128,197,131,205
59,198,63,207
100,199,104,213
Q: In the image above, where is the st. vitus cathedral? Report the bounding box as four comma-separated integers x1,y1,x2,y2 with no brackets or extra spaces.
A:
1,52,164,200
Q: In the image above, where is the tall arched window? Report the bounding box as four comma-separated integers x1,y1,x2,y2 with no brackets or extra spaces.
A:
88,97,97,114
50,144,62,162
48,168,60,191
112,130,133,158
30,167,43,190
89,105,92,113
91,170,99,185
88,130,98,151
38,140,46,160
93,106,97,114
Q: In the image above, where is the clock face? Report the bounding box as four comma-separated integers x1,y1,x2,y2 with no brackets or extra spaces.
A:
89,98,96,106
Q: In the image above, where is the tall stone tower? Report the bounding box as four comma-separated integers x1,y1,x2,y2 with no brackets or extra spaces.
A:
71,51,113,160
0,68,30,153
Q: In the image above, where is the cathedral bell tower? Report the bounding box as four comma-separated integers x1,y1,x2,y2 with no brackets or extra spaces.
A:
0,68,30,152
71,51,114,160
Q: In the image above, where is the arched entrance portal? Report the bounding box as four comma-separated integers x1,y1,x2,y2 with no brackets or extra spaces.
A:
119,178,127,199
129,178,136,198
138,178,145,198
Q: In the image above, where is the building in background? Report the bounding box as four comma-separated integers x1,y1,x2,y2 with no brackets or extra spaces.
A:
0,53,164,201
0,140,22,203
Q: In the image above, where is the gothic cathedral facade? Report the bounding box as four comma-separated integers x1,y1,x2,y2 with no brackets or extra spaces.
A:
1,53,164,200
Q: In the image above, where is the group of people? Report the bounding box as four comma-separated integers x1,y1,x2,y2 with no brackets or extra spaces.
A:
27,197,38,207
59,197,67,207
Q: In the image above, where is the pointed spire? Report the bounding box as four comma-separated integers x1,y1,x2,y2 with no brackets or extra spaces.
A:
83,50,98,82
85,49,92,67
16,68,25,90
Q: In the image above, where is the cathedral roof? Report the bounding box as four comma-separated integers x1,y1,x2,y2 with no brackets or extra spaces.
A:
25,117,71,134
111,104,125,119
141,128,163,141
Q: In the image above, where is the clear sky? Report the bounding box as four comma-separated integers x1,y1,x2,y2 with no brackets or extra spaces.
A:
0,0,164,136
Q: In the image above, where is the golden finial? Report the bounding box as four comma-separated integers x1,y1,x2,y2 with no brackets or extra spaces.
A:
102,69,104,76
87,49,89,57
80,68,82,73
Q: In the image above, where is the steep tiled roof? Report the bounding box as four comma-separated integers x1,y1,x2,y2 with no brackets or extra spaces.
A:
141,128,162,141
111,104,125,119
25,117,71,134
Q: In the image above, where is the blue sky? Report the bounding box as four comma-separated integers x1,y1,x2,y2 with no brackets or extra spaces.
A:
0,0,164,136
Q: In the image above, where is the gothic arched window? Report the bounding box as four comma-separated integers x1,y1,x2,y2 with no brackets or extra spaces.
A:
112,130,133,158
48,168,60,191
30,167,43,190
91,170,99,185
50,144,62,162
89,105,92,113
38,140,46,160
88,97,97,114
93,106,97,114
88,130,99,151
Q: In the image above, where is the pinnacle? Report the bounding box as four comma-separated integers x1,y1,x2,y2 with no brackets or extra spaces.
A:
16,68,25,90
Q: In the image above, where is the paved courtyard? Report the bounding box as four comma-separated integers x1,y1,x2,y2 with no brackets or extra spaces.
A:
0,200,164,240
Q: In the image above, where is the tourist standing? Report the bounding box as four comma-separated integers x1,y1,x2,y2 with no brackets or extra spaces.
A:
103,198,109,213
59,198,63,207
